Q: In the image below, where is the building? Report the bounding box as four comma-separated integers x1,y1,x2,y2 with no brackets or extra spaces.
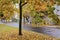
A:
54,4,60,19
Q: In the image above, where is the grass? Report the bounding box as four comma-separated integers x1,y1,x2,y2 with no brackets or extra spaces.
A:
31,23,60,27
0,24,18,32
0,24,60,40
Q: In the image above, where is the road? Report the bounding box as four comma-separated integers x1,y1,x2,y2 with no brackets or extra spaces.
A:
23,24,60,38
0,22,60,38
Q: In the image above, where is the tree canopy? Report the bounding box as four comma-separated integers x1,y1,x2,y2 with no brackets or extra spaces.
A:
0,0,60,25
22,0,60,25
0,0,20,20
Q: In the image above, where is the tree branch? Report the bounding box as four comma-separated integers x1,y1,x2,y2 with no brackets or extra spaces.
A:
21,2,28,7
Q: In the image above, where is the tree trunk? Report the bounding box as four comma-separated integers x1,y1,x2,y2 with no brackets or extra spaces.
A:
19,0,28,35
19,1,22,35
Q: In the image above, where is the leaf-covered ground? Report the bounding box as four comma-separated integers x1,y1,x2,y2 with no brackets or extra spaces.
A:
0,24,59,40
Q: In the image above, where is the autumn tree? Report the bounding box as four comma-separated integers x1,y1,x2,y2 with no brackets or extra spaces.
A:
27,0,60,25
0,0,19,21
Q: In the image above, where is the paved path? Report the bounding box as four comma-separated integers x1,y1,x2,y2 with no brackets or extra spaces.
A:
0,22,60,38
0,21,3,24
5,22,19,28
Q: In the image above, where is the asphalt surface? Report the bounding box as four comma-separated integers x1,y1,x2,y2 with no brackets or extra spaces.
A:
23,24,60,38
